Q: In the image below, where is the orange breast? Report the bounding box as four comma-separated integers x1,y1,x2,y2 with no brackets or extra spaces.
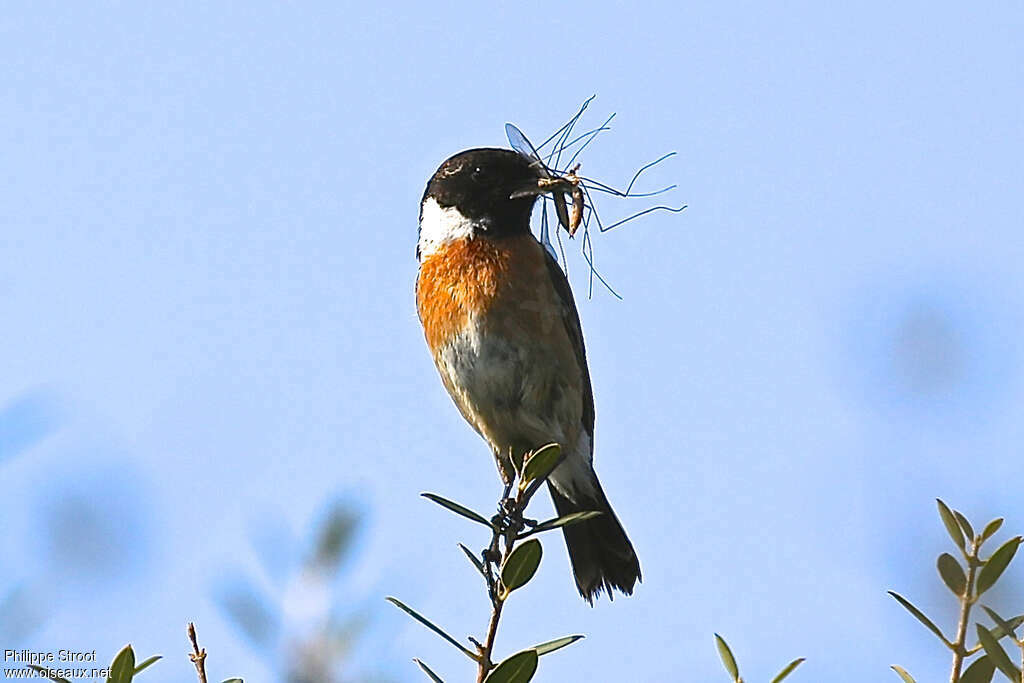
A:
416,236,515,351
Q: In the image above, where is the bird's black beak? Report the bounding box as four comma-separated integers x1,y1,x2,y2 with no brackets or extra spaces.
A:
508,177,555,200
509,176,580,236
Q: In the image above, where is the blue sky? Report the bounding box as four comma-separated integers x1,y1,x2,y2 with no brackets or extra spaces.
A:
3,2,1023,681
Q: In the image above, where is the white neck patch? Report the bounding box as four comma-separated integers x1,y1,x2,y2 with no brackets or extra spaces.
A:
418,197,487,260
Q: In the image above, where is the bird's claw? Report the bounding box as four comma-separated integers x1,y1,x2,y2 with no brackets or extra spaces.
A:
491,497,525,532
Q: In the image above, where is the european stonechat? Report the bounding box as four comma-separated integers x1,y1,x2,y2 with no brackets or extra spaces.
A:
415,147,640,603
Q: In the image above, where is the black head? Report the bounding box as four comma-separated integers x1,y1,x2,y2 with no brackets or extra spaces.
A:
421,148,545,235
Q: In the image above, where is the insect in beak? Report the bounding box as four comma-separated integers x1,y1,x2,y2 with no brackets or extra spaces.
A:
566,164,584,237
510,164,584,237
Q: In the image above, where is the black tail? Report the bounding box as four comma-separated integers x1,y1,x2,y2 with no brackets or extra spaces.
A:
549,474,641,604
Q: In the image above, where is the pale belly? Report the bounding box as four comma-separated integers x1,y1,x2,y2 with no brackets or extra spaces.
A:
433,320,579,460
416,233,591,492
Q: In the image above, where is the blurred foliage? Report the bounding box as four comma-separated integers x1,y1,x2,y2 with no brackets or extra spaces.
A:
0,581,47,642
0,390,61,643
6,383,1021,681
1,392,151,645
0,389,62,465
214,498,386,682
39,484,150,581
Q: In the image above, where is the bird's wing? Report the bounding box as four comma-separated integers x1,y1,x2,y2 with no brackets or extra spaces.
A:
541,249,595,438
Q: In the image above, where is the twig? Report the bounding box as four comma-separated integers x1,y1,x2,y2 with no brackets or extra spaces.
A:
187,622,209,683
476,503,518,681
477,594,506,682
949,538,981,683
475,471,548,682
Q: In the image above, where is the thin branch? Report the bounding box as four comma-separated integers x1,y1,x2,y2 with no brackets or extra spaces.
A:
187,622,209,683
477,594,506,683
474,460,554,682
476,500,519,681
950,539,981,683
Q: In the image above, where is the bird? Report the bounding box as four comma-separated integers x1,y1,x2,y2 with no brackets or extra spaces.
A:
415,146,641,602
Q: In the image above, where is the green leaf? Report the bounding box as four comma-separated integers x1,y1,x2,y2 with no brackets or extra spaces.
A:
981,606,1021,642
955,510,976,541
532,634,584,656
714,634,740,680
221,679,244,683
312,502,359,570
483,650,539,683
214,578,278,650
981,519,1004,542
385,597,479,661
501,539,542,596
420,493,492,528
938,553,967,596
888,591,951,647
888,593,950,647
27,666,72,683
518,511,602,539
106,645,136,683
414,658,445,683
985,613,1024,641
890,665,916,683
458,543,486,576
771,658,805,682
960,656,996,683
977,537,1022,596
976,623,1021,680
133,655,161,675
937,499,966,552
520,444,562,490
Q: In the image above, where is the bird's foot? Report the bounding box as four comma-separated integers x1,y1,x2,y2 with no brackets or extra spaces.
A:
491,496,525,533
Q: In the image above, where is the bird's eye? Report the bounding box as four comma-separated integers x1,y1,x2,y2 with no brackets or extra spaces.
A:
470,166,492,184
